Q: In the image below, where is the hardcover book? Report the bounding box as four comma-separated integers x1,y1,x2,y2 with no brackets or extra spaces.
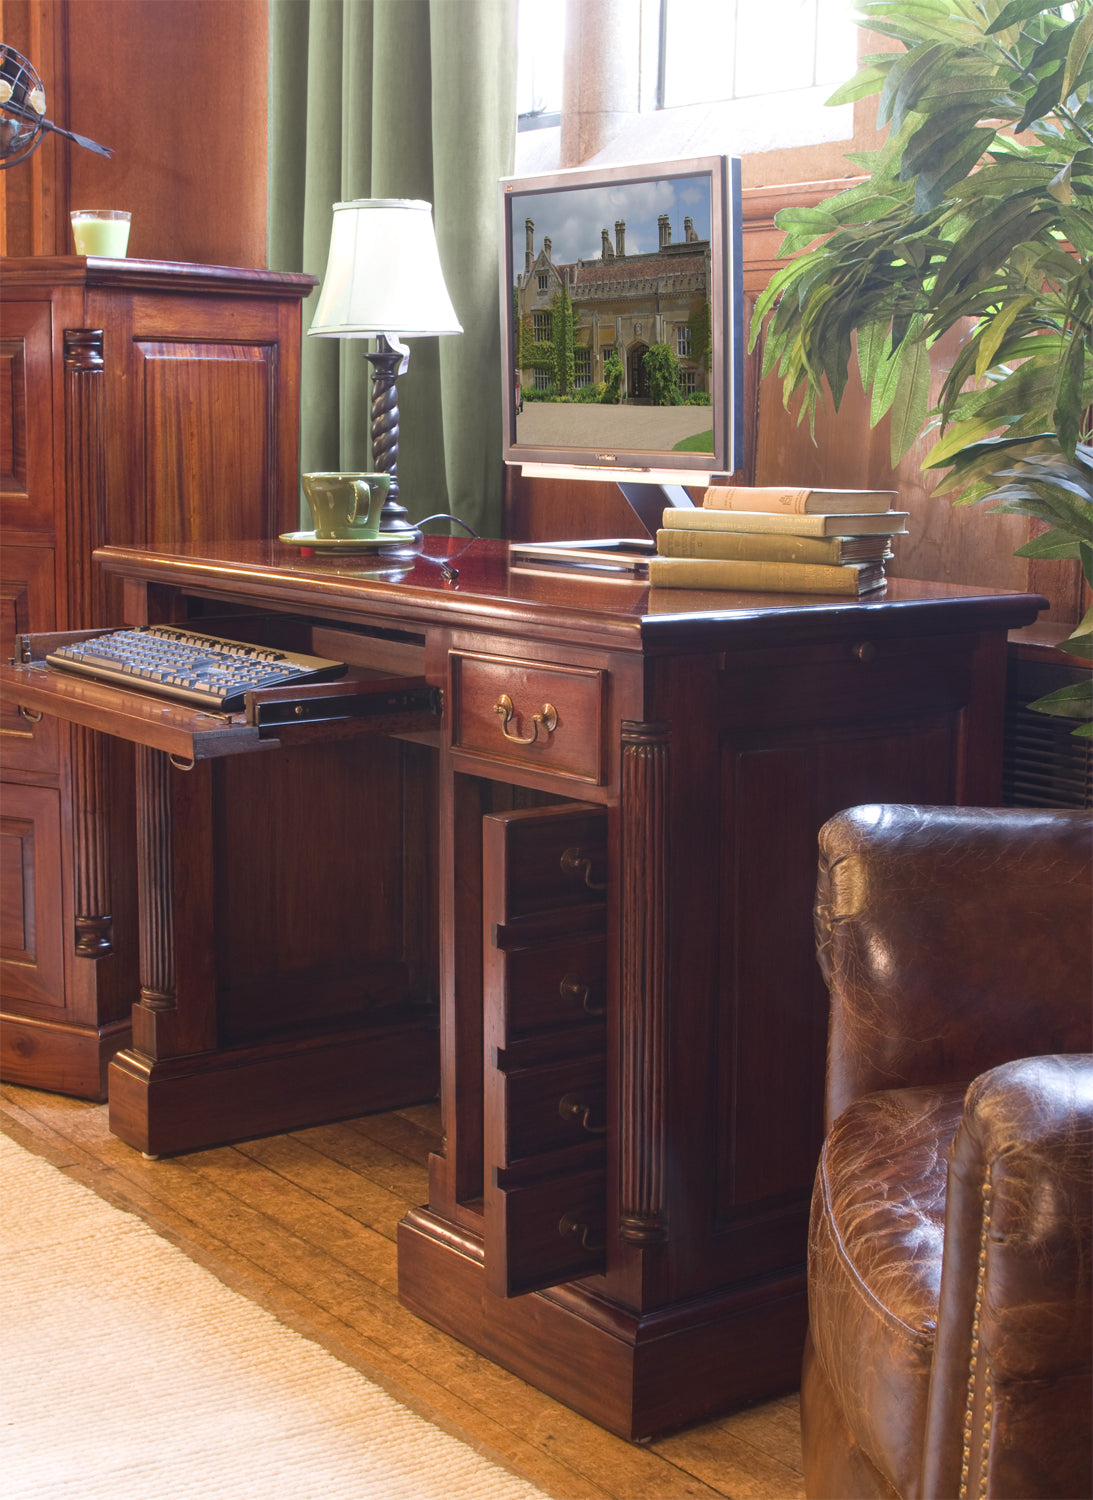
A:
655,528,891,566
648,555,887,596
703,485,897,515
661,507,909,537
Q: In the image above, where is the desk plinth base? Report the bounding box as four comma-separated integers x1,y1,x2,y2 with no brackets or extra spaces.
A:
1,1012,132,1102
397,1205,807,1441
108,1019,439,1157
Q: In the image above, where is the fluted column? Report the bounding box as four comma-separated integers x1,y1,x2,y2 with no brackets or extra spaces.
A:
618,720,670,1244
63,329,113,957
135,746,176,1011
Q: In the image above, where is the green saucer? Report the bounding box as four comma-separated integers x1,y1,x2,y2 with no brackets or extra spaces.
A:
279,529,401,553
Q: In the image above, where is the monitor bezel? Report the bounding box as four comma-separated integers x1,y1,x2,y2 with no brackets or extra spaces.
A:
499,153,742,481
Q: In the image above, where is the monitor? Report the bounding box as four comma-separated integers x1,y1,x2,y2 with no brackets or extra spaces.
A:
499,154,743,525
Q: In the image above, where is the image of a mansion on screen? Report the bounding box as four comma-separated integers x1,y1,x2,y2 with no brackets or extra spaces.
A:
514,213,711,405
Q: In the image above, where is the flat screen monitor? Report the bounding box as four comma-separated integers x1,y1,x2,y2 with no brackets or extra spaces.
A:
499,154,743,495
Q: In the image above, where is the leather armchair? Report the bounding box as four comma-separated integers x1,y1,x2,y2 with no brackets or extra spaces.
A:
803,805,1092,1500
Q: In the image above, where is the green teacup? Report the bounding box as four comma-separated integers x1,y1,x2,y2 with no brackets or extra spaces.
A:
302,471,390,540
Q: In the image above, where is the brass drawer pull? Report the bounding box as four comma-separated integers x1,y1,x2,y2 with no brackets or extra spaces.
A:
560,972,605,1017
19,706,44,723
558,1091,607,1134
493,692,558,745
560,845,607,891
558,1211,604,1252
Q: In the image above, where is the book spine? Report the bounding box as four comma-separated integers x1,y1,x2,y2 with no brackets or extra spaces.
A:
703,485,811,514
656,528,852,565
648,556,870,595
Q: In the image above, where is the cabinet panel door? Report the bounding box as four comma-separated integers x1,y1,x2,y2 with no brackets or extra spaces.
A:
0,546,58,773
134,341,275,544
0,299,54,536
0,781,65,1010
483,802,608,1298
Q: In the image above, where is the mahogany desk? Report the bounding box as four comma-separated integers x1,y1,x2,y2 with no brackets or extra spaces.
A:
1,537,1043,1438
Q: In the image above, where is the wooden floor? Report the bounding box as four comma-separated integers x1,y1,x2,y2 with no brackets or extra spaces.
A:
1,1082,805,1500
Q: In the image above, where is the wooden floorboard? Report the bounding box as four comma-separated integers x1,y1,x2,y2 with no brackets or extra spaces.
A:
1,1083,805,1500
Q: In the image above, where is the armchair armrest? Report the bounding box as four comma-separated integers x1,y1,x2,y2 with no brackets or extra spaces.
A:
814,805,1092,1126
922,1054,1093,1500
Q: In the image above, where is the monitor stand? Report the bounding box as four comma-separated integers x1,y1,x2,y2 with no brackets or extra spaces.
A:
617,481,696,537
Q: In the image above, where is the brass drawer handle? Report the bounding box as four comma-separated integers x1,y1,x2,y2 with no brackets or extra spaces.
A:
18,706,44,723
560,972,605,1017
560,845,607,891
558,1091,607,1135
493,692,558,745
558,1211,604,1253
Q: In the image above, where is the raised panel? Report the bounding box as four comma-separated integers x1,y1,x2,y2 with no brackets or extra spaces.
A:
0,782,65,1010
0,299,55,532
0,546,59,773
136,341,275,544
713,716,959,1253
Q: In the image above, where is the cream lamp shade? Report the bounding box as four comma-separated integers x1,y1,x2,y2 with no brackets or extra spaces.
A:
308,198,462,339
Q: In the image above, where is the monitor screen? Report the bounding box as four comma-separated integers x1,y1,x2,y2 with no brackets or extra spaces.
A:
499,154,742,485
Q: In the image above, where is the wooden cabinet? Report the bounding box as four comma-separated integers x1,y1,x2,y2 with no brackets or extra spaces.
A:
0,258,314,1097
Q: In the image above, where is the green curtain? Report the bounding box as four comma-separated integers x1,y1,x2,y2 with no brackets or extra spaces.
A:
268,0,518,537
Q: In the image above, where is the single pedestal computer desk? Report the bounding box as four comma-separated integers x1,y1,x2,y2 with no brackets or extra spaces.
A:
1,536,1044,1439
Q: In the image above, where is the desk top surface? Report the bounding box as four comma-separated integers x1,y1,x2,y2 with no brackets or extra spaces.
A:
96,538,1046,653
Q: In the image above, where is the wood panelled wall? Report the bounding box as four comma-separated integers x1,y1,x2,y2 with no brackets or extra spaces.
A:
2,0,1083,625
0,0,268,269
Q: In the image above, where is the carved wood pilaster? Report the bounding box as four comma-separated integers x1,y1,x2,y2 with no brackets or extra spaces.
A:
135,747,176,1011
62,329,106,626
63,330,114,955
618,720,670,1245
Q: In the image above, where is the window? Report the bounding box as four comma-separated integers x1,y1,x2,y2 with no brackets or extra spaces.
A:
661,0,855,109
515,0,858,172
537,272,549,292
679,370,696,397
676,325,691,359
533,311,552,340
575,347,592,387
534,368,552,392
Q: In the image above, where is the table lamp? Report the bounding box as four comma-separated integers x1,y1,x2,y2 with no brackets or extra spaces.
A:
307,198,463,544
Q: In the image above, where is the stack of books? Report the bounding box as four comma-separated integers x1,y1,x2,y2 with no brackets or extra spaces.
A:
648,485,909,596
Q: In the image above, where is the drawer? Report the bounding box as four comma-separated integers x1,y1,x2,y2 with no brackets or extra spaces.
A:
485,803,609,925
497,932,607,1043
486,1164,606,1298
450,650,605,782
496,1052,607,1166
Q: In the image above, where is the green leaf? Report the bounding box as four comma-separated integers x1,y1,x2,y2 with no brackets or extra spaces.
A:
889,333,933,462
1062,8,1093,98
1027,679,1092,725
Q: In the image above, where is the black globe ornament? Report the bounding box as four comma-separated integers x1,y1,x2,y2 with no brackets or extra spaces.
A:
0,44,112,167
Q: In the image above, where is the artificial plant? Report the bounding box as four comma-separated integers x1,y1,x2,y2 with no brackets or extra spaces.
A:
752,0,1092,731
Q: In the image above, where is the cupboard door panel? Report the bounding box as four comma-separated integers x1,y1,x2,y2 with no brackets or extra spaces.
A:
0,781,65,1010
134,341,275,544
0,299,54,534
0,547,58,773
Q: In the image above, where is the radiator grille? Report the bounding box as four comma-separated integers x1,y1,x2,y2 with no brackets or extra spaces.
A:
1003,658,1092,809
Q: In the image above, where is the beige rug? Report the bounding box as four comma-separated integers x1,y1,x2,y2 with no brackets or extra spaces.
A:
0,1132,549,1499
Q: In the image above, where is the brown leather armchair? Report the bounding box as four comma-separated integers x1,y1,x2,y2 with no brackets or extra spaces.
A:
803,804,1092,1500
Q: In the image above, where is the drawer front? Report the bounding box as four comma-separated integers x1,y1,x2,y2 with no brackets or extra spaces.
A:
488,803,608,925
450,650,605,783
499,933,607,1042
498,1054,607,1166
486,1166,606,1298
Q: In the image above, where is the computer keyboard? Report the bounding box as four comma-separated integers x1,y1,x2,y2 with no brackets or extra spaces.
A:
46,625,348,712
